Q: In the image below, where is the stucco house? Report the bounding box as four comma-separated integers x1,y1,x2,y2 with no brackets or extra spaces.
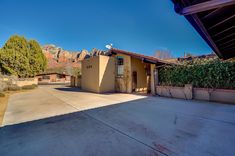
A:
81,48,171,94
36,72,71,84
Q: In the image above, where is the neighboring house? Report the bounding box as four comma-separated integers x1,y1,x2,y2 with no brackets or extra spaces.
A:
164,53,217,63
36,72,71,84
177,53,217,62
81,48,172,94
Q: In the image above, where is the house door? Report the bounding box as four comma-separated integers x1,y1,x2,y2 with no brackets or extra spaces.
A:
132,71,137,92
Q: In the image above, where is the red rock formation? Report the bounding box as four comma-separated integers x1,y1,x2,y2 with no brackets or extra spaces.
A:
42,44,106,75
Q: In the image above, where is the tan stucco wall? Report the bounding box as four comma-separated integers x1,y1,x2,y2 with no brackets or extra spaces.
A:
81,55,115,93
50,74,57,82
99,55,115,93
65,75,71,81
81,54,155,94
37,74,69,83
15,78,38,87
36,74,56,83
81,56,100,93
113,54,132,93
131,58,147,92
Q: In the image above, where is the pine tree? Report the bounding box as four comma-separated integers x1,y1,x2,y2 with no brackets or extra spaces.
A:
28,40,47,76
0,35,47,77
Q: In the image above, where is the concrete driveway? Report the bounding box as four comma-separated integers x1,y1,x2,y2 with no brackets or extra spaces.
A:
0,85,235,156
2,85,146,125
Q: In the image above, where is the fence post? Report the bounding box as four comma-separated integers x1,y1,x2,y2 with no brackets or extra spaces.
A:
154,67,159,95
150,64,156,95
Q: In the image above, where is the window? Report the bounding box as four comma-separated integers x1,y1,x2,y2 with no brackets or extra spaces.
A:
57,74,64,79
42,75,50,79
117,56,124,76
117,56,124,65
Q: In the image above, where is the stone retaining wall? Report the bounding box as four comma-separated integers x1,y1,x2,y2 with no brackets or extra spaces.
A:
15,78,38,87
156,85,235,104
0,75,38,91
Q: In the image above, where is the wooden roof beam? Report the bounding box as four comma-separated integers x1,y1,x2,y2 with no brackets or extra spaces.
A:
216,32,235,42
208,14,235,30
180,0,235,15
219,38,235,46
223,46,235,50
220,42,235,49
202,8,222,19
189,14,223,58
213,25,235,37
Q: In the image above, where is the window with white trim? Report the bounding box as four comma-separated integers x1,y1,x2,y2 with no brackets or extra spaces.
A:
117,56,124,76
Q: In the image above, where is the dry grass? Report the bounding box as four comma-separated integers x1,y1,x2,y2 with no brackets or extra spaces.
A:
0,92,11,125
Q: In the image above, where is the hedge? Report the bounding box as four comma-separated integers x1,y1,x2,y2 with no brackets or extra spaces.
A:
159,59,235,89
8,85,21,91
3,84,37,91
0,92,5,97
21,84,37,90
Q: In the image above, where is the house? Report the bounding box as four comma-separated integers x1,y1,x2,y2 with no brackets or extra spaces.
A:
177,53,217,61
81,48,172,94
36,72,71,84
164,53,217,63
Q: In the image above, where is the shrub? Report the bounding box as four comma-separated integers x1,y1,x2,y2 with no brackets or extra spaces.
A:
22,84,37,90
8,85,21,91
159,59,235,89
3,87,8,91
0,35,47,77
0,92,5,97
32,84,38,88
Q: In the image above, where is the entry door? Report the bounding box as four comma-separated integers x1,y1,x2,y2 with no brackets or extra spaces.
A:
132,71,137,92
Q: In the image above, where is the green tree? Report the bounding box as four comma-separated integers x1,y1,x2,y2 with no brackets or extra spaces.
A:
0,35,47,77
0,35,30,77
28,40,47,76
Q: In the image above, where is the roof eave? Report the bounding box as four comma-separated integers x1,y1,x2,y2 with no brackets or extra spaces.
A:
171,0,232,59
108,49,176,65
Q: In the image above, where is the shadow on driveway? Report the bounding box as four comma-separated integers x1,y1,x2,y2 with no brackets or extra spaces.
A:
0,104,163,156
55,87,82,92
1,96,235,156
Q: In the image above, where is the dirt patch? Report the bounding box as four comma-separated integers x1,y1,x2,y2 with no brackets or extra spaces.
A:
0,92,10,125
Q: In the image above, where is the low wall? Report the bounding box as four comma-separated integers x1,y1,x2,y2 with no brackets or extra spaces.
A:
0,76,38,91
156,85,235,104
156,85,192,100
193,88,235,104
15,78,38,87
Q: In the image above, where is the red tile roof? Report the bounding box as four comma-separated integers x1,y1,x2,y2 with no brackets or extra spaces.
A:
107,48,174,65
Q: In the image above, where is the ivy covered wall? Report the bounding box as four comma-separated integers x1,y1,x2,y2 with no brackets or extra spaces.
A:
159,59,235,89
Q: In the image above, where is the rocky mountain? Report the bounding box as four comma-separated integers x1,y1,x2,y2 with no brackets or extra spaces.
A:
41,44,106,75
42,44,86,69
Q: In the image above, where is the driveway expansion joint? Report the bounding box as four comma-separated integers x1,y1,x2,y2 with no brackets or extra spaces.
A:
46,89,169,156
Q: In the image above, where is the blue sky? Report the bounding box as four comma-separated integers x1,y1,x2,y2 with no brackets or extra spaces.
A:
0,0,212,57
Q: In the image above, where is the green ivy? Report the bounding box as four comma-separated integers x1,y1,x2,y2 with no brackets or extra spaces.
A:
159,58,235,89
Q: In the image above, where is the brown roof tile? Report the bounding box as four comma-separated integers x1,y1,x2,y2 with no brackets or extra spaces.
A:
107,48,175,65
